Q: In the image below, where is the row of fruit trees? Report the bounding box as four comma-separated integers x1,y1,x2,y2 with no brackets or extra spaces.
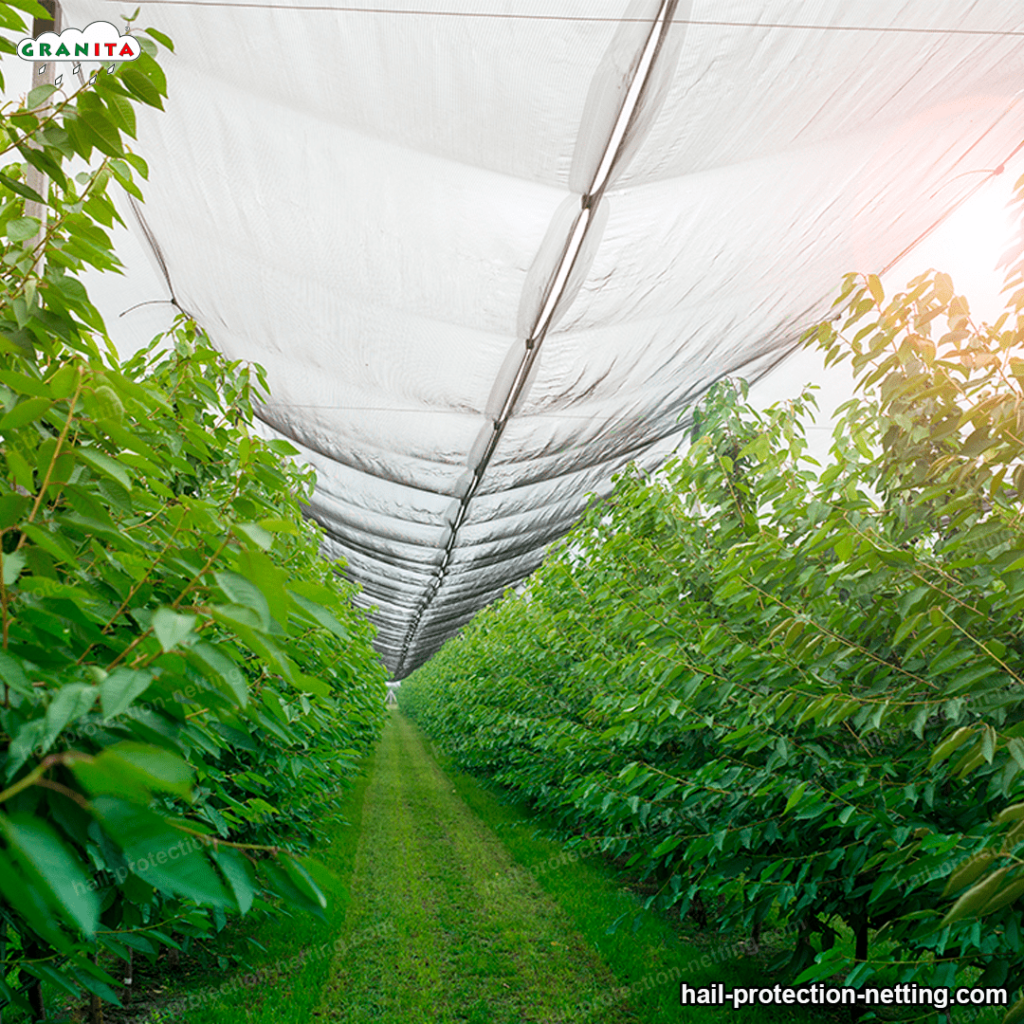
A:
402,195,1024,1021
0,7,387,1018
5,0,1024,1017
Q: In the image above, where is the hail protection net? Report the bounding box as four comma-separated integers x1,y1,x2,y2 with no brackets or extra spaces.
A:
60,0,1024,676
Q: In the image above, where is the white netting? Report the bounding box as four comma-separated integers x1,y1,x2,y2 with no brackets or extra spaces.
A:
61,0,1024,674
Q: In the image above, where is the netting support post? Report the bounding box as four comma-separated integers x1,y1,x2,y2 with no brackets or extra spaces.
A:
24,0,61,274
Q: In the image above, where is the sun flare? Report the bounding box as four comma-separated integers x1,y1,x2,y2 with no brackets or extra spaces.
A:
886,168,1022,323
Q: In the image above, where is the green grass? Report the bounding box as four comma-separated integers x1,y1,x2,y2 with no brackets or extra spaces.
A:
412,717,834,1024
104,711,988,1023
315,710,639,1023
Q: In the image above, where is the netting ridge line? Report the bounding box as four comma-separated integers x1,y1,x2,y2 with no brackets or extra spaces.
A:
87,1,1024,34
394,0,681,677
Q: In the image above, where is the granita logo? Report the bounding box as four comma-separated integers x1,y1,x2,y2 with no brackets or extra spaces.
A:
16,21,140,62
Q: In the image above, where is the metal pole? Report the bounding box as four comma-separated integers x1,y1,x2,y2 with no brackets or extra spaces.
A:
24,0,61,272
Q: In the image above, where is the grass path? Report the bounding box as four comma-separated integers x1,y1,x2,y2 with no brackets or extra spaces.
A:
152,713,829,1023
316,712,639,1023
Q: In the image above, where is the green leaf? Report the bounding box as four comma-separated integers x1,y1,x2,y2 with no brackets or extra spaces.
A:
930,726,975,767
6,447,35,492
152,607,197,652
19,522,80,565
24,960,83,998
107,158,143,200
132,51,168,95
942,852,995,897
259,858,325,918
0,491,29,530
289,591,349,640
20,577,101,605
942,868,1009,927
75,100,124,157
120,67,163,109
2,549,26,586
0,651,32,697
2,0,49,18
0,173,44,204
72,743,192,800
236,547,289,624
102,92,137,138
121,151,149,179
296,673,331,699
1004,996,1024,1024
143,26,174,50
212,603,266,633
784,782,807,813
260,687,288,724
235,521,273,551
5,216,41,242
44,684,99,751
99,668,154,719
186,642,247,706
961,426,994,459
65,964,122,1008
83,385,124,424
0,396,52,431
212,846,255,914
995,803,1024,824
49,364,79,400
0,815,99,936
215,572,271,631
26,84,57,108
258,517,299,535
18,132,67,181
77,447,132,492
651,835,682,858
0,370,53,400
281,855,327,909
90,797,231,906
981,876,1024,915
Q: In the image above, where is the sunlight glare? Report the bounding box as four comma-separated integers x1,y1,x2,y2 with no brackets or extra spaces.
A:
883,167,1022,324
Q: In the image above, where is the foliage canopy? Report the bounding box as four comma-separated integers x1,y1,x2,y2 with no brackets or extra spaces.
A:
0,6,387,1017
402,177,1024,1022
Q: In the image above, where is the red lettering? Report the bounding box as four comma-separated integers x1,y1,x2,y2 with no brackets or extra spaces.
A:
105,42,116,56
119,42,133,56
94,43,99,56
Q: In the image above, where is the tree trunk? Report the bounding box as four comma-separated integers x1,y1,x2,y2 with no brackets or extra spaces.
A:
854,912,868,962
89,952,104,1024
